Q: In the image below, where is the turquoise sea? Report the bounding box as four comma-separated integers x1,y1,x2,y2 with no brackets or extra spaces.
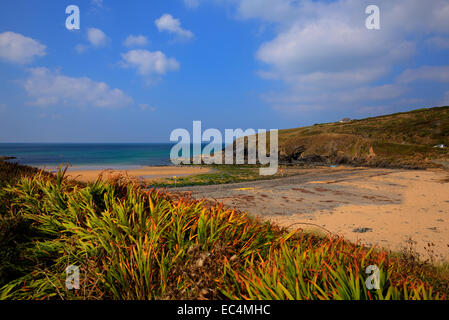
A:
0,143,176,169
0,143,225,169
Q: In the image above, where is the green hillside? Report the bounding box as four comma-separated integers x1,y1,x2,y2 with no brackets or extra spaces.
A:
278,106,449,168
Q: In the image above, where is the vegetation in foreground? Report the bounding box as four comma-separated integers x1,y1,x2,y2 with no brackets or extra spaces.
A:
1,161,448,300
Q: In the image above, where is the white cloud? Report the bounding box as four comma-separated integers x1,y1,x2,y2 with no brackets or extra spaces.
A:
75,28,109,53
39,112,61,120
139,104,157,112
382,0,449,34
397,66,449,84
91,0,103,8
230,0,449,33
336,85,406,104
263,83,406,113
256,20,414,76
232,0,303,24
123,35,149,47
0,31,46,64
75,44,87,54
184,0,200,8
426,36,449,49
87,28,108,47
266,67,390,89
22,67,133,108
155,14,194,39
211,0,449,114
48,0,448,116
120,49,180,76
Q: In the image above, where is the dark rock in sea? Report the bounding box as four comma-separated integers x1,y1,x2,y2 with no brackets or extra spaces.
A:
0,155,17,161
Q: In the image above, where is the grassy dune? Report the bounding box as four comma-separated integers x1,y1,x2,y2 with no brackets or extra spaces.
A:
1,162,448,300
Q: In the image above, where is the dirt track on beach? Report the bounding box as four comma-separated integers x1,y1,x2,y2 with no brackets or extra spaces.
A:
173,167,449,261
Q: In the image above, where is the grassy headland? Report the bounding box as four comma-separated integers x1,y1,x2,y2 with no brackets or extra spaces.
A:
0,160,448,300
278,106,449,168
229,106,449,169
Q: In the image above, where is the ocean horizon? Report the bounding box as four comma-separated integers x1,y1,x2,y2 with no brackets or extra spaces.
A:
0,143,227,169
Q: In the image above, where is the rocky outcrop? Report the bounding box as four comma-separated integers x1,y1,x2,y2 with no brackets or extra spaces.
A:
0,156,17,161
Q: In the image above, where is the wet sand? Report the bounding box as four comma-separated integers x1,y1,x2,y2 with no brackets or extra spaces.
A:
174,167,449,261
63,166,211,183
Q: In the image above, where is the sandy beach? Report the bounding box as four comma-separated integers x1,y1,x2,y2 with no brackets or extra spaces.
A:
175,167,449,261
62,166,211,183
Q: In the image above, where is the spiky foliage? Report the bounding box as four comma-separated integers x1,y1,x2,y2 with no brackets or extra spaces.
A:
0,169,447,300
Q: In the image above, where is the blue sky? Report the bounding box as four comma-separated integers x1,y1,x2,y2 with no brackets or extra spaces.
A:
0,0,448,142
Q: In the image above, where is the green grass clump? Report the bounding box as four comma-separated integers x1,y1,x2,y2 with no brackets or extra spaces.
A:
0,168,448,300
147,165,286,188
